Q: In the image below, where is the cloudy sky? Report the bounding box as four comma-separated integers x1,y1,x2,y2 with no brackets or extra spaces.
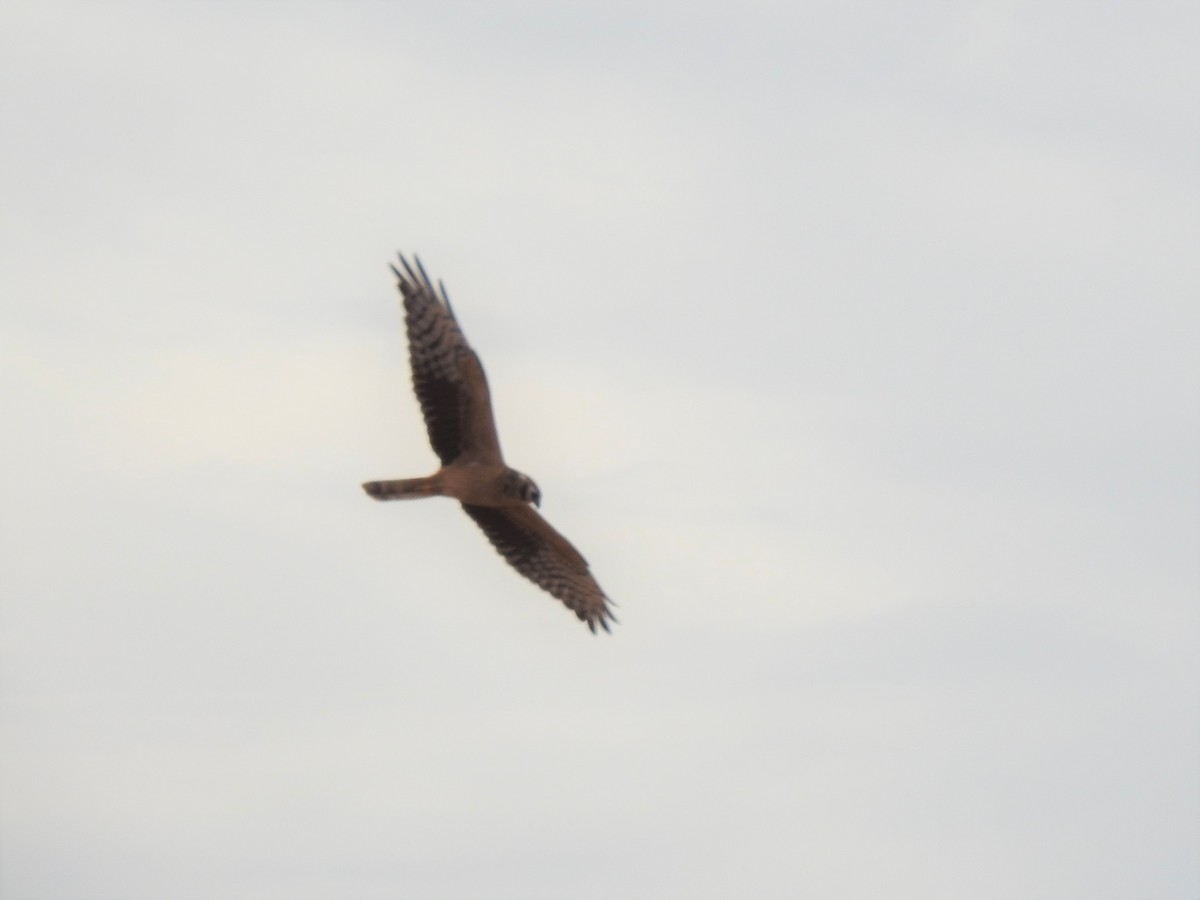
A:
2,1,1197,897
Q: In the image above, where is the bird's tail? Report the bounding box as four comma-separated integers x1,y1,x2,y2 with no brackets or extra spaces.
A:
362,476,442,501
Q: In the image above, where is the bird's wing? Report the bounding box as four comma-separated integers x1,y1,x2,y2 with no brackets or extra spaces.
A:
391,255,503,466
460,503,616,633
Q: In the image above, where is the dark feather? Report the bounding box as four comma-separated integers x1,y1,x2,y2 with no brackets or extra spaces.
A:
461,503,616,634
392,254,502,465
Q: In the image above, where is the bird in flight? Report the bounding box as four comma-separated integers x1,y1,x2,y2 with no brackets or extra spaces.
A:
363,255,616,633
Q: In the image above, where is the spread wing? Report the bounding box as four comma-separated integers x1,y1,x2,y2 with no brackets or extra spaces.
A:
461,503,616,633
391,255,503,466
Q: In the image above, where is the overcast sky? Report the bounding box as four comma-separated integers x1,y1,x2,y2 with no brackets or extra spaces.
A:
2,1,1198,898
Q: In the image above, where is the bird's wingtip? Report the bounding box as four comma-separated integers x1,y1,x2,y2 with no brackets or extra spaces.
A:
586,607,617,634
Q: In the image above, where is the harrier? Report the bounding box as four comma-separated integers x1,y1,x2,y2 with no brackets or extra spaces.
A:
363,255,616,633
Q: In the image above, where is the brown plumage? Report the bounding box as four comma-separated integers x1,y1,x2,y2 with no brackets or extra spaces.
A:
363,254,615,633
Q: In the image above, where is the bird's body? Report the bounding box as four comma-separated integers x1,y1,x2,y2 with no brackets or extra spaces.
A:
363,255,615,633
365,463,526,506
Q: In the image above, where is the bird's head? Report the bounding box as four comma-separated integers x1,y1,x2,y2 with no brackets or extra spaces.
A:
506,470,541,507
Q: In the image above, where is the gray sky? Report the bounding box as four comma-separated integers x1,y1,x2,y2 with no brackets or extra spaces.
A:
2,1,1197,897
